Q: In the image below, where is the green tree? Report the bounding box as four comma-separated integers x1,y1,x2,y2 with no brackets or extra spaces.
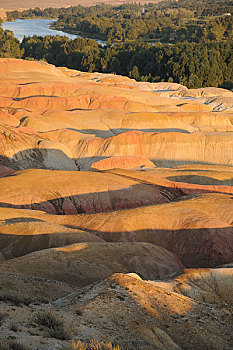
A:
110,57,122,74
187,74,202,88
129,65,139,79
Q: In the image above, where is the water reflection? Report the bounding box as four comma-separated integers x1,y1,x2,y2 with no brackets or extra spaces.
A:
1,18,106,45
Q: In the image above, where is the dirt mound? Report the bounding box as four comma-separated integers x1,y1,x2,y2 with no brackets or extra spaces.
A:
91,156,155,170
0,242,184,286
0,168,185,213
43,192,233,267
0,219,103,259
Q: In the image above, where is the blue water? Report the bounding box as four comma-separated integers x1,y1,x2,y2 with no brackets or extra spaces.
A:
1,18,106,45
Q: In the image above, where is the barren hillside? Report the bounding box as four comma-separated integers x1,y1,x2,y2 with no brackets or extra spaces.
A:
0,58,232,349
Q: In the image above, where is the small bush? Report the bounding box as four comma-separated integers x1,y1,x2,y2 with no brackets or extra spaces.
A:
0,342,9,350
63,340,121,350
0,312,6,325
0,341,30,350
34,309,61,328
88,342,120,350
0,292,33,306
63,341,86,350
49,324,70,341
10,324,18,332
34,308,69,340
75,309,83,316
0,292,21,306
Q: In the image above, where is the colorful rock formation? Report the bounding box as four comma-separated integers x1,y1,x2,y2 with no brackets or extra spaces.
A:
0,58,232,349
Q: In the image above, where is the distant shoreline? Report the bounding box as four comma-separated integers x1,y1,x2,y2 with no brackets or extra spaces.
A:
1,18,107,45
0,0,163,22
0,0,163,12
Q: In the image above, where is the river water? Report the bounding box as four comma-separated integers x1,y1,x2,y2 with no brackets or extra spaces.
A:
1,18,106,45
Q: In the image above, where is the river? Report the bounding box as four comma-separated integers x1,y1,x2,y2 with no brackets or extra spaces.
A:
1,18,106,45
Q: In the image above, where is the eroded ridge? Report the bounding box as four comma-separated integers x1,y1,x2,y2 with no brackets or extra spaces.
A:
0,58,232,349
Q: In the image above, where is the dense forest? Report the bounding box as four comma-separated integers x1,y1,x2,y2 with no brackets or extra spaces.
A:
0,27,23,58
6,0,233,43
0,27,232,89
1,0,232,90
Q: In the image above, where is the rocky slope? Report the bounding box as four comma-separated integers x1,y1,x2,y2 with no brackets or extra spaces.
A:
0,58,232,349
0,268,232,350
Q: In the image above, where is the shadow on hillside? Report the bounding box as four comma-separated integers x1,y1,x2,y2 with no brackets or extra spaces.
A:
1,145,232,172
0,181,186,214
0,149,78,171
0,224,232,268
0,228,101,260
167,175,233,186
78,127,191,138
0,152,233,215
62,226,233,268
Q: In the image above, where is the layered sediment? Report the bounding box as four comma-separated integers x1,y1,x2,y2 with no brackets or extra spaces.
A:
0,58,232,349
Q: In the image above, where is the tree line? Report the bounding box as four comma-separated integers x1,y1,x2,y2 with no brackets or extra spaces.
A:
6,1,233,44
0,26,232,90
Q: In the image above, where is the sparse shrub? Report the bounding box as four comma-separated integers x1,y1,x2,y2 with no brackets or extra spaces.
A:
38,297,49,304
0,292,33,306
75,308,83,316
34,308,60,328
34,308,69,340
10,324,18,332
88,341,120,350
0,311,6,325
0,341,30,350
116,295,125,301
63,340,121,350
63,340,86,350
0,342,9,350
0,292,21,306
49,324,70,341
9,342,30,350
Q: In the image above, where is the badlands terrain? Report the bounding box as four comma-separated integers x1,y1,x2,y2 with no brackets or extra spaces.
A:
0,58,232,349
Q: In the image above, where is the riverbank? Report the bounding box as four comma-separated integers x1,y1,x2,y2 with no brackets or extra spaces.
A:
50,24,107,43
1,18,78,42
1,18,107,45
51,24,169,46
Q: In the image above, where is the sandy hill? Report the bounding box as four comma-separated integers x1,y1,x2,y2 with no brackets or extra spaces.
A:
0,58,232,349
